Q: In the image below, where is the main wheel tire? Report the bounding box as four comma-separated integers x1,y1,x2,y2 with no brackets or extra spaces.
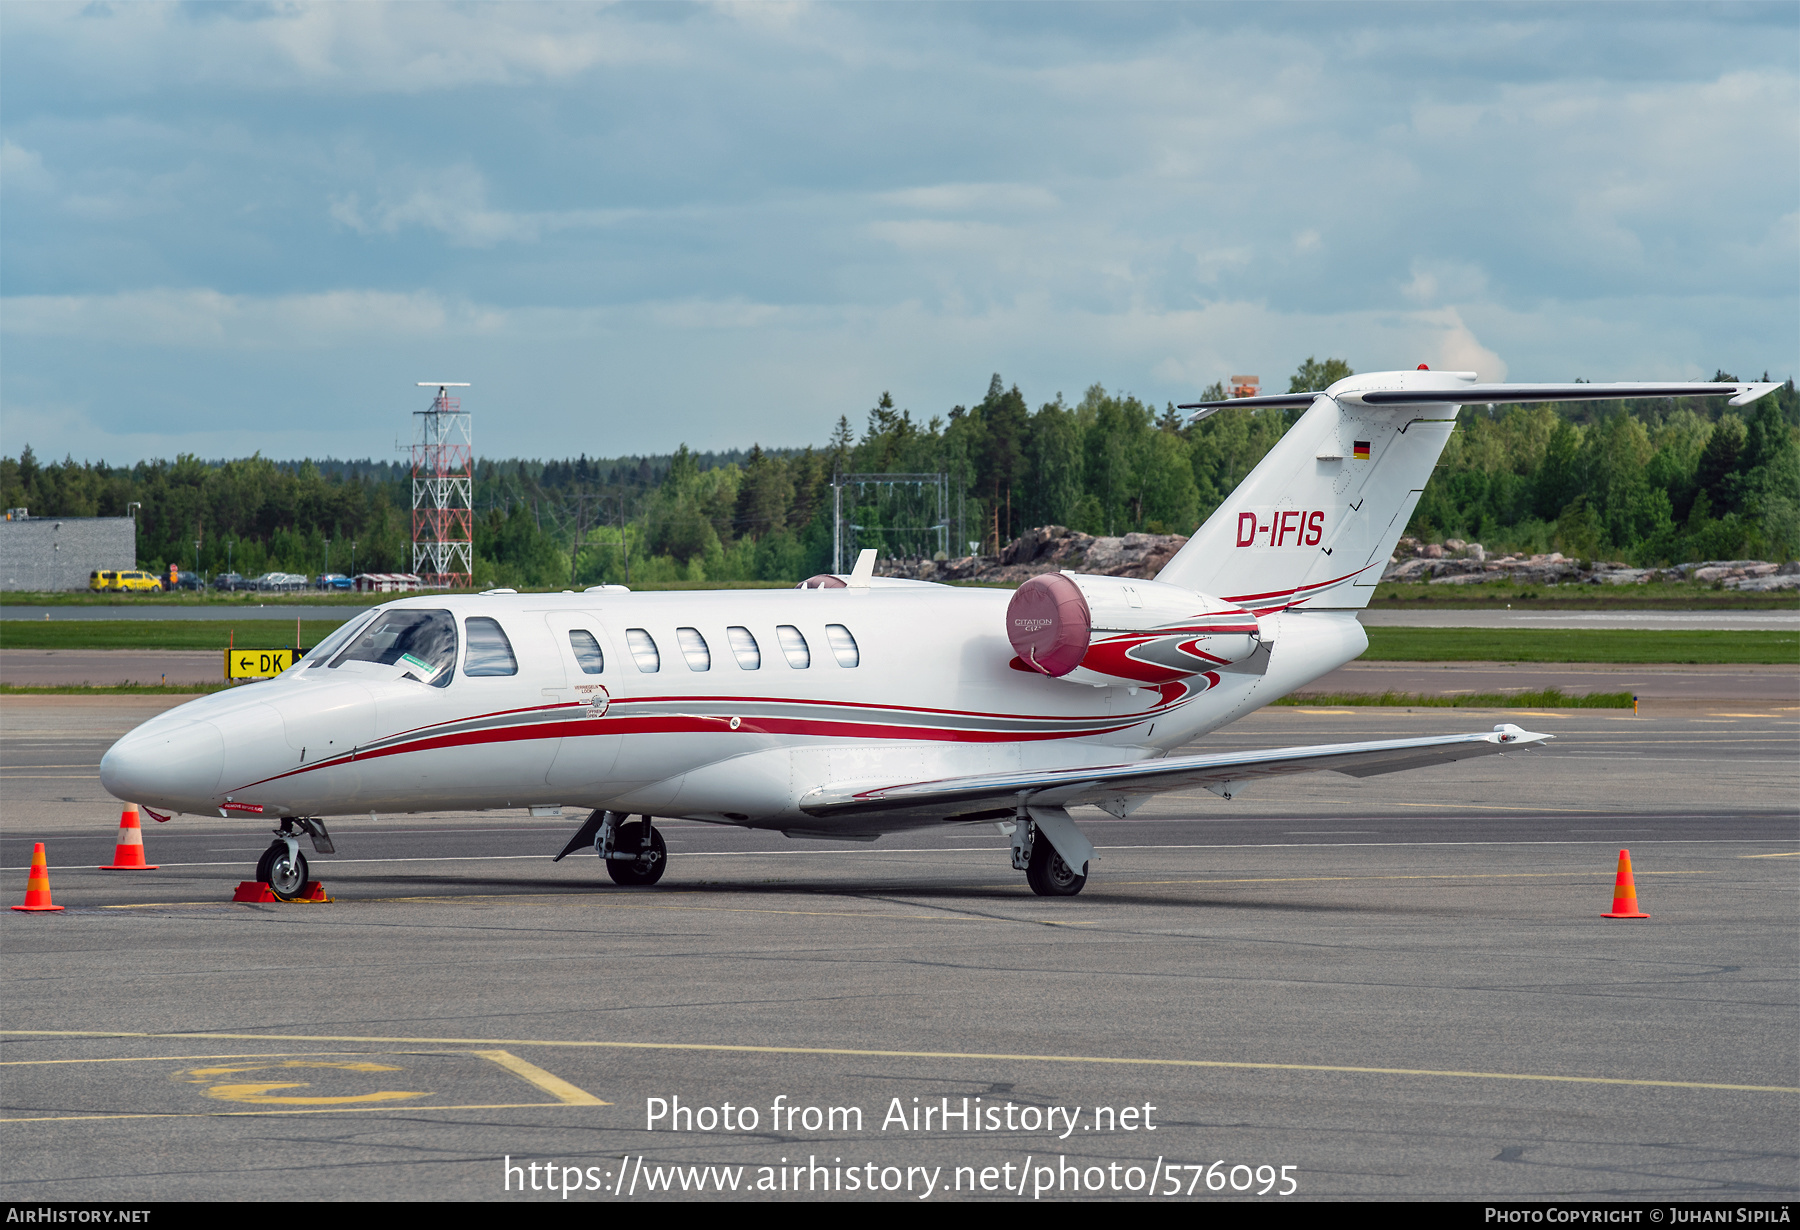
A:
255,841,310,901
605,821,667,887
1025,834,1086,897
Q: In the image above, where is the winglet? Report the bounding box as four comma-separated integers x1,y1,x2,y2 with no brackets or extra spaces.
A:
848,548,878,589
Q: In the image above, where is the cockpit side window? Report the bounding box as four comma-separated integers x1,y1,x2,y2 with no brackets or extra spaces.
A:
463,617,519,677
329,609,456,687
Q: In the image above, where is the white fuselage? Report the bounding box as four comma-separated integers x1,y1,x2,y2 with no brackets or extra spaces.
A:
97,584,1367,834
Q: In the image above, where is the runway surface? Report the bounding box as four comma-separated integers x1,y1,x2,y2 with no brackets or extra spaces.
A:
1,695,1795,1201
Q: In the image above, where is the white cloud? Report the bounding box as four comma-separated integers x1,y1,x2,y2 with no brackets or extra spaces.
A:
9,2,687,96
327,165,630,247
1400,260,1489,307
0,289,504,349
873,182,1061,215
0,140,55,194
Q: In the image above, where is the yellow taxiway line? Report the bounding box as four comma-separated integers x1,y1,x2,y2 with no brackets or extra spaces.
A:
2,1029,1791,1096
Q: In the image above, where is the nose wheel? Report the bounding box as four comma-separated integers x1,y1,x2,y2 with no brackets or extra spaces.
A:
255,841,311,901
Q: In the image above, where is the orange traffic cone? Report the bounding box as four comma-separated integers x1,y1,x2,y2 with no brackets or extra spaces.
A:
99,804,158,870
12,843,64,913
1601,848,1650,919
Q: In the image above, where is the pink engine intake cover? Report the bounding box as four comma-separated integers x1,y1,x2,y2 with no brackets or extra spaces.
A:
1006,573,1092,676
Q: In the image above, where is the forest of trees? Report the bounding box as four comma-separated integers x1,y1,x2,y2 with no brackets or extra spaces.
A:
3,360,1795,590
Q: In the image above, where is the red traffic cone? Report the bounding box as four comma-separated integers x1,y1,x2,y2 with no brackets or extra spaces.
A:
1601,848,1650,919
13,843,64,913
99,803,158,870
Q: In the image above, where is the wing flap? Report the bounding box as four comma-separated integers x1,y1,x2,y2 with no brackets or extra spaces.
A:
799,725,1552,821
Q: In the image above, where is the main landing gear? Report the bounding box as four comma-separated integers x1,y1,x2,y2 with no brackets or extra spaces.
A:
1011,817,1087,897
256,818,335,902
555,810,666,887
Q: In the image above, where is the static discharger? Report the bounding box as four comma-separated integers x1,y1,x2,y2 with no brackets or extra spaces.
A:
99,803,158,870
1601,849,1650,919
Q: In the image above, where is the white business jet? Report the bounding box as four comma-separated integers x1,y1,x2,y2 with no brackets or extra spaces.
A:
100,370,1778,897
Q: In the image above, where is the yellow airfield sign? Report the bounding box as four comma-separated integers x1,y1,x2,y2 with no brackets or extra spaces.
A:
226,648,296,679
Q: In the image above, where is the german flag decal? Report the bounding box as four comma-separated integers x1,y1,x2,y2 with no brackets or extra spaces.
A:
1352,440,1371,460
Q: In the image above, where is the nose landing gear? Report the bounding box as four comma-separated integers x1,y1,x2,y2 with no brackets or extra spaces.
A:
255,839,310,901
254,818,335,902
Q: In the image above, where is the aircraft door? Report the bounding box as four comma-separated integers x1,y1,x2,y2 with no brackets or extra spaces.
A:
543,611,622,790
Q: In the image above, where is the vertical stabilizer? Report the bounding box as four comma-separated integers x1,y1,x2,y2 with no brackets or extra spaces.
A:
1155,371,1472,611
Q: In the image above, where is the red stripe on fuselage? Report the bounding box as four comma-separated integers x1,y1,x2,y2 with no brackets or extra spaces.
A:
225,698,1164,794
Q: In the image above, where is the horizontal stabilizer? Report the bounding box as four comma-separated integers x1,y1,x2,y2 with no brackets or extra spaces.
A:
1181,380,1780,419
799,725,1551,823
1346,381,1780,408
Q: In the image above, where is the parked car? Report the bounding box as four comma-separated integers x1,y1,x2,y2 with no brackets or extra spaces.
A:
316,573,353,591
252,572,309,592
213,572,248,591
165,567,204,591
89,570,118,591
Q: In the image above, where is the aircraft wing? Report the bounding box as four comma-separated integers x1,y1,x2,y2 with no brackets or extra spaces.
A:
796,724,1551,824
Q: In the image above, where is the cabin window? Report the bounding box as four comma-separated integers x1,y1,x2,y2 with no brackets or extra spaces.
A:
777,624,810,669
329,609,456,687
727,626,760,669
462,617,519,677
569,629,605,675
826,623,860,668
626,628,661,673
677,627,711,671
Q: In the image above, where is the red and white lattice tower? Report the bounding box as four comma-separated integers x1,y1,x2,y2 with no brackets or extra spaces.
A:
411,382,473,588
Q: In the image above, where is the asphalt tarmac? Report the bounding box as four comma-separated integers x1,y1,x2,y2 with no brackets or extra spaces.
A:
1,696,1794,1201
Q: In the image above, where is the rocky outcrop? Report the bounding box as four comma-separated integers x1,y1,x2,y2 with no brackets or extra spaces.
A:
1380,549,1800,590
875,526,1188,585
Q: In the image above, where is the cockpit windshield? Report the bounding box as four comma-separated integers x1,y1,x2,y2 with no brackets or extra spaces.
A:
302,608,383,671
328,609,457,686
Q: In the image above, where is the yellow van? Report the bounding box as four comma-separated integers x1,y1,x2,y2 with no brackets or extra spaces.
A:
90,570,118,591
113,570,164,593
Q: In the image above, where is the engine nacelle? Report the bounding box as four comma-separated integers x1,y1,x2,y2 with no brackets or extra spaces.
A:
1005,572,1262,687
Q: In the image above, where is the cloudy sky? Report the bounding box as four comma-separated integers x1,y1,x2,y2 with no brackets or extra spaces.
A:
2,1,1795,465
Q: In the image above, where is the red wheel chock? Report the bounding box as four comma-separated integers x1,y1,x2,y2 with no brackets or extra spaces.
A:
232,881,333,903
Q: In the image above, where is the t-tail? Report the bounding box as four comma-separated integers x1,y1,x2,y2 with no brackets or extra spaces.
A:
1152,369,1780,614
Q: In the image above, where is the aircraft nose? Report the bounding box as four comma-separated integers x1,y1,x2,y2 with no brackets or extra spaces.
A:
100,719,226,809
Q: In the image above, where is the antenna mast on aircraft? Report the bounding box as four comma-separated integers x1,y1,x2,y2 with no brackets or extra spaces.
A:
411,382,474,589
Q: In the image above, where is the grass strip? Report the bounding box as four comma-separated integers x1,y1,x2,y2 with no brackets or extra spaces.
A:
0,620,347,651
1369,580,1799,609
1362,627,1797,664
1275,688,1633,709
